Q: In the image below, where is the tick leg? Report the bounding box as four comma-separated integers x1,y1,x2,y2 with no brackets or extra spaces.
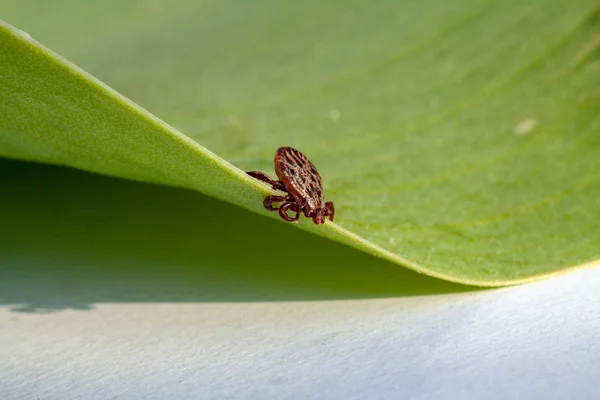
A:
324,201,335,221
263,195,286,211
297,200,311,218
279,202,300,222
247,170,273,184
246,171,286,191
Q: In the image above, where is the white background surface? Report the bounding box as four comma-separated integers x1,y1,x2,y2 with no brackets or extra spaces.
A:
2,266,599,400
1,161,599,399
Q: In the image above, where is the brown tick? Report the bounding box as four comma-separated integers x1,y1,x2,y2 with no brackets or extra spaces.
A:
247,146,335,224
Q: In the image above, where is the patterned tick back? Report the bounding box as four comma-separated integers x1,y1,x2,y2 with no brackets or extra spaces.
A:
246,146,335,225
274,146,324,210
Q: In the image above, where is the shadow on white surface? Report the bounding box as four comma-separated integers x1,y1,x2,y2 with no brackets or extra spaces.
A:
1,159,599,400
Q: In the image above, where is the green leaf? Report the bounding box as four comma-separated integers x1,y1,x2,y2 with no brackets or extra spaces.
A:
1,0,599,286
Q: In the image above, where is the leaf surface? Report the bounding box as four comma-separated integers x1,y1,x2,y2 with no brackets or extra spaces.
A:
1,0,599,285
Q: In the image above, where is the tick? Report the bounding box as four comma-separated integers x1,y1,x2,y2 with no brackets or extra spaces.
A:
246,146,335,224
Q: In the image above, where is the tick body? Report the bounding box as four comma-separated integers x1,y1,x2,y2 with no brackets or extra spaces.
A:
247,146,335,224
